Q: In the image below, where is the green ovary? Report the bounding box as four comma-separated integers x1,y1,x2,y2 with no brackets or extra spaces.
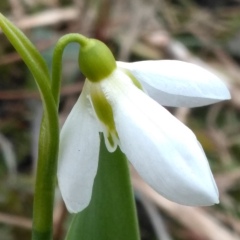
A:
78,39,116,83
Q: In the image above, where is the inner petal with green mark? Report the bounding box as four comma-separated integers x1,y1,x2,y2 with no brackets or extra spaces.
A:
89,81,119,152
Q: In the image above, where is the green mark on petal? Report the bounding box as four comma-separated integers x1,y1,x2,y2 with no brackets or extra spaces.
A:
122,69,143,90
90,83,118,152
107,134,115,148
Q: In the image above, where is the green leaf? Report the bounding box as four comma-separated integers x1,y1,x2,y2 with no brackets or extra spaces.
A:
0,14,59,240
0,13,50,86
65,136,140,240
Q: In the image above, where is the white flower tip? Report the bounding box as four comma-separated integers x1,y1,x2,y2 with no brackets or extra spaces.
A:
160,183,219,207
65,198,89,214
171,173,220,207
215,82,231,101
191,186,219,207
224,88,231,100
58,174,93,214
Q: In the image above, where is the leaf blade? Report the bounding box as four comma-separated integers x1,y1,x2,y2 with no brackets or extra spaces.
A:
66,135,140,240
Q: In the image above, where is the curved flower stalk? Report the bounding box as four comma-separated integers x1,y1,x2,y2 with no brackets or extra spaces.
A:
58,38,231,213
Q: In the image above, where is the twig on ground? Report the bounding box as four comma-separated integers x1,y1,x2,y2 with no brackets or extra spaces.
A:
0,212,31,229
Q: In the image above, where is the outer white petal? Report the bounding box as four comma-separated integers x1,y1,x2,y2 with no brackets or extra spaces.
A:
101,70,219,206
117,60,231,107
58,82,100,213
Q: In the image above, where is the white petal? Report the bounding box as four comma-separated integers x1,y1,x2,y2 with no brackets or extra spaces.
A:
58,82,100,213
117,60,231,107
101,71,219,206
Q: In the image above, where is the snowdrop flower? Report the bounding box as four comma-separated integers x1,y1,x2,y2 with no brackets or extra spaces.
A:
58,38,231,213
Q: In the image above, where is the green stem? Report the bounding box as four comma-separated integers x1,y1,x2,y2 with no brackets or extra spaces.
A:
0,13,59,239
32,114,59,240
33,33,89,239
51,34,89,105
0,15,92,239
33,34,89,239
